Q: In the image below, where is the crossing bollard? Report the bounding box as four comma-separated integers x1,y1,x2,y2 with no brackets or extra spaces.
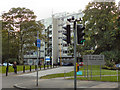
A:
44,64,45,70
30,65,31,72
35,65,37,71
23,65,25,73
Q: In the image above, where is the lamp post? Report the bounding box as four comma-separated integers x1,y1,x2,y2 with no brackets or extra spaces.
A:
6,30,15,76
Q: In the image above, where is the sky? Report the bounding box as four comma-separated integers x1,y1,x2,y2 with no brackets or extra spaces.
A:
0,0,119,20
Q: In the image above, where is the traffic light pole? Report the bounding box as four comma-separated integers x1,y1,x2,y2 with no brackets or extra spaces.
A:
73,20,77,90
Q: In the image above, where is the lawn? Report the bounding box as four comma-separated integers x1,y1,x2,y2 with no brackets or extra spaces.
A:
68,76,118,82
40,65,119,82
0,65,48,73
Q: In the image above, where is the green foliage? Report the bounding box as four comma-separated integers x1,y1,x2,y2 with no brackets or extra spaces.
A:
2,7,37,31
82,2,119,65
2,29,19,63
105,61,115,67
102,65,118,70
8,58,19,63
101,50,119,64
83,2,118,52
2,7,44,64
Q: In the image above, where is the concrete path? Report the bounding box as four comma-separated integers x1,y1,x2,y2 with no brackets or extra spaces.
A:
13,79,118,89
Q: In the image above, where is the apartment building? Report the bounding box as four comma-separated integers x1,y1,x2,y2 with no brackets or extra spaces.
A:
41,18,52,65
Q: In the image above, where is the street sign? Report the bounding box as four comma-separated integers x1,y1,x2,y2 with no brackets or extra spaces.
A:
45,56,50,61
37,39,41,48
77,71,82,75
83,55,104,65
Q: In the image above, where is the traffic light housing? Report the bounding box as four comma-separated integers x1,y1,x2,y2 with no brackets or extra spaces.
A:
35,40,37,46
77,24,85,44
63,25,71,44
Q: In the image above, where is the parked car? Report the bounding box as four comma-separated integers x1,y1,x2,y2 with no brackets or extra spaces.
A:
9,63,13,66
116,64,120,68
3,63,13,66
0,63,2,66
63,63,73,66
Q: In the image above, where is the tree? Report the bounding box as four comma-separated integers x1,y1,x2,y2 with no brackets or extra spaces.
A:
18,21,44,64
82,2,119,65
2,29,8,63
2,29,19,63
2,7,44,64
2,7,36,31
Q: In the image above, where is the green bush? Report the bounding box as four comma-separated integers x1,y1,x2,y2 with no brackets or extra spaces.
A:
102,65,118,70
105,60,115,67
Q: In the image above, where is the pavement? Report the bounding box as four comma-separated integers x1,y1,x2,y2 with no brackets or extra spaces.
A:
13,78,118,89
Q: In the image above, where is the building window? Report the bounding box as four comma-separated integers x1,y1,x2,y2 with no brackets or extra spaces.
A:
58,31,63,33
65,51,67,53
63,31,66,33
63,50,68,53
63,44,67,47
58,37,62,39
58,43,62,45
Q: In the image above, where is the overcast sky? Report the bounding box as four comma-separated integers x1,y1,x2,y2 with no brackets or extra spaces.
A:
0,0,119,20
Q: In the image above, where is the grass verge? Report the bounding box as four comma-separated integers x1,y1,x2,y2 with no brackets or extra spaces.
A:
68,76,118,82
1,65,48,73
40,65,118,82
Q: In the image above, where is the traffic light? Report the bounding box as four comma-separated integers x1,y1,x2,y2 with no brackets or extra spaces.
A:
35,39,37,46
77,24,85,44
63,25,71,44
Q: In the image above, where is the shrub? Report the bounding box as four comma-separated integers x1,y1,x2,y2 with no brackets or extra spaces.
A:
105,60,115,67
102,65,119,70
